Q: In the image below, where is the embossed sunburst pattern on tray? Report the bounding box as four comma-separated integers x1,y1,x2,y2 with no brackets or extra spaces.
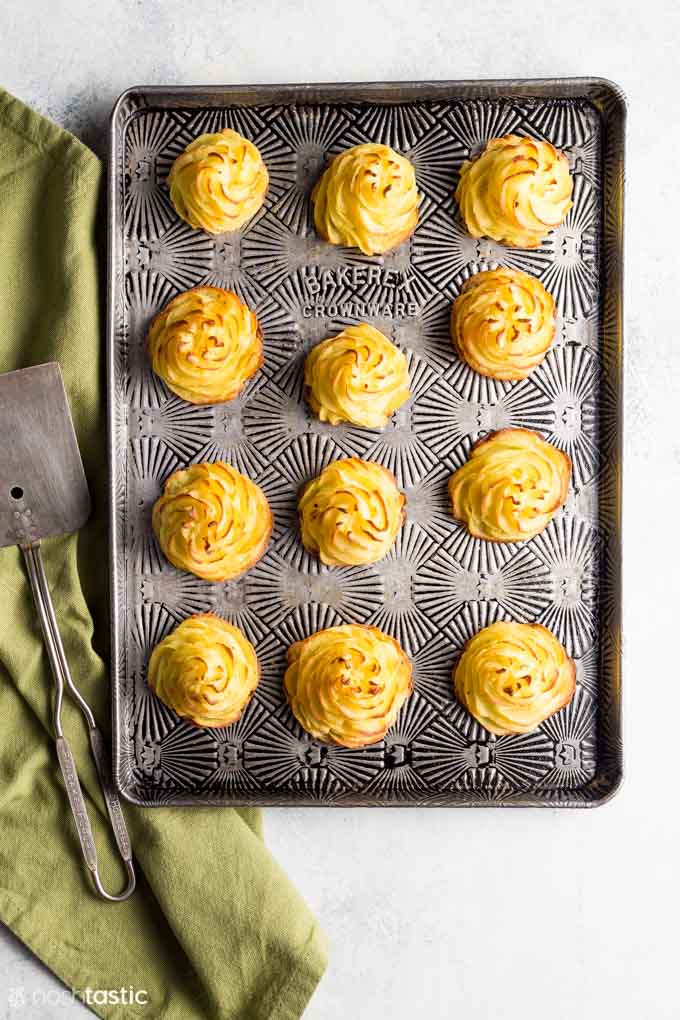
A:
109,81,624,807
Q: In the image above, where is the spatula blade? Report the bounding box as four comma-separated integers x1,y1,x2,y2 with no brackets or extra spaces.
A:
0,362,91,548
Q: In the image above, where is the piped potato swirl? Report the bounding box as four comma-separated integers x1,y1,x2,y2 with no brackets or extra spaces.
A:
148,614,259,729
168,129,268,234
448,429,571,543
299,458,405,567
147,286,263,405
451,268,556,380
455,134,573,249
284,624,413,748
152,461,272,581
454,621,576,735
305,323,410,429
312,143,420,255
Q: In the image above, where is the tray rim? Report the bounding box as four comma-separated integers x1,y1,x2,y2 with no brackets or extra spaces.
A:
107,77,625,809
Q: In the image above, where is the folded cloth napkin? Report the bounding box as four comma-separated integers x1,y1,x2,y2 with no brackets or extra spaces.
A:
0,89,327,1020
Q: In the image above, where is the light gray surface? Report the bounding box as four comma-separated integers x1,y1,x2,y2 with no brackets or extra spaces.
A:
0,1,674,1018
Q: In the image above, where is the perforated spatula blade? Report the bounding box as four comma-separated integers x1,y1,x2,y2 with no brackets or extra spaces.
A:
0,362,135,901
0,362,90,546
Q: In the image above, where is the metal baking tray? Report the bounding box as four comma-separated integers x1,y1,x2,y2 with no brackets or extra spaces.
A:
108,79,624,807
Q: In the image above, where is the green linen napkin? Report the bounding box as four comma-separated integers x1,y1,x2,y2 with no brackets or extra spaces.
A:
0,89,327,1020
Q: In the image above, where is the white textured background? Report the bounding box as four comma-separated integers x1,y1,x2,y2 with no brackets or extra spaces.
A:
0,1,675,1018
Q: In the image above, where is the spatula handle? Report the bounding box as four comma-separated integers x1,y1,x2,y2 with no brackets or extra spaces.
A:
89,725,132,861
55,736,98,870
22,542,135,902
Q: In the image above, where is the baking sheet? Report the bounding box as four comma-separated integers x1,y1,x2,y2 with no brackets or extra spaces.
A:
108,79,624,806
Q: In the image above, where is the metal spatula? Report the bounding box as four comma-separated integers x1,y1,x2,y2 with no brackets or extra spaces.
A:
0,362,135,901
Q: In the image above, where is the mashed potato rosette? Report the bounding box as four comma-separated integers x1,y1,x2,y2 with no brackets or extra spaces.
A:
147,286,262,404
454,621,576,735
451,268,556,380
312,143,420,255
455,134,573,248
304,323,410,429
168,128,268,234
284,624,413,748
299,458,405,566
448,429,571,542
148,614,259,728
152,461,272,581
